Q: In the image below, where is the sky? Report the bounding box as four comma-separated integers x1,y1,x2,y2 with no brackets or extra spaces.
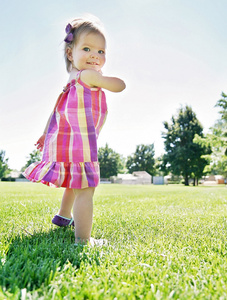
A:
0,0,227,170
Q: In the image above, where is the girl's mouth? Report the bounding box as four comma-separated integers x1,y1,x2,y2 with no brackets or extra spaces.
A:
87,62,99,65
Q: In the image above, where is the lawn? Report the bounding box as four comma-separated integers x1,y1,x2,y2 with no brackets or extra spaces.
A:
0,182,227,299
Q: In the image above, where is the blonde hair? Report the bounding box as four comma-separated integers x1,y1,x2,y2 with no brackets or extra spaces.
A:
64,15,106,72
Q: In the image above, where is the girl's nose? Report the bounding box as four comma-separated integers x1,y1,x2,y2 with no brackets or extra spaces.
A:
90,53,99,59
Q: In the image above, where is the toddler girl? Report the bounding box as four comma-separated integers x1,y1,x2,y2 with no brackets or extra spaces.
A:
23,16,125,246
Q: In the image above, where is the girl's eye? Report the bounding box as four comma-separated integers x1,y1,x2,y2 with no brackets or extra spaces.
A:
83,47,90,52
98,50,105,54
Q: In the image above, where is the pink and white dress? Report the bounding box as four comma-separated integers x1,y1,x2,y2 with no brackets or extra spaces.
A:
23,71,108,189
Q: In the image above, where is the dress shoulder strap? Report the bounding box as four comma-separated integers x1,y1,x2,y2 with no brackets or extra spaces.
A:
76,70,83,82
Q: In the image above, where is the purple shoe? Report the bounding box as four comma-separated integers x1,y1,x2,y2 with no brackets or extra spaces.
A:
52,215,75,227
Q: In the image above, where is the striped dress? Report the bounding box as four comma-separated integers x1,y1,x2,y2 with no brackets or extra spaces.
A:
23,71,108,189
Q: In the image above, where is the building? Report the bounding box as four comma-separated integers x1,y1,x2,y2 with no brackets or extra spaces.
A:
110,171,152,185
202,175,225,185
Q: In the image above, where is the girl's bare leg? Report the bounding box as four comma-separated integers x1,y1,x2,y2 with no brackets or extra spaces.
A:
73,187,95,243
58,188,75,219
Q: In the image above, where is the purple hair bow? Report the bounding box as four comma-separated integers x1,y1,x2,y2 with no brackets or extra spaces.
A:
64,23,73,43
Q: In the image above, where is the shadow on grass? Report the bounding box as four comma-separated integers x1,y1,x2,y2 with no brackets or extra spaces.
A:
0,227,100,293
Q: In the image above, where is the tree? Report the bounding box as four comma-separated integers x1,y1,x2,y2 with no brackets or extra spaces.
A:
98,144,124,178
126,144,156,175
194,92,227,177
162,106,210,186
0,150,10,179
21,149,42,172
216,92,227,122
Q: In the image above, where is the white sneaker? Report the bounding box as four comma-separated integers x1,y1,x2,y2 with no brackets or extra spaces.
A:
89,238,108,247
74,237,108,247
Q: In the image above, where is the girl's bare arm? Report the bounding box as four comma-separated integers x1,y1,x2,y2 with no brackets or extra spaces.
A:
80,70,126,92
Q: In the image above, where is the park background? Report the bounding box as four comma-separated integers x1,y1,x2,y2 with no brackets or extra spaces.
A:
1,2,227,298
0,0,227,171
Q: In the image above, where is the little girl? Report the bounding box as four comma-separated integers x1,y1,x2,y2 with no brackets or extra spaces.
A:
23,16,125,246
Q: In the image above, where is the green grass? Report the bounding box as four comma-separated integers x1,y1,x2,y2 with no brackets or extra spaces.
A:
0,182,227,299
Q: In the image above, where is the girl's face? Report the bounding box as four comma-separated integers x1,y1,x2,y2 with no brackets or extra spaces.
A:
68,31,106,72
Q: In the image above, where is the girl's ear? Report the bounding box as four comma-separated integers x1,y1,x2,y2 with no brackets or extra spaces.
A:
66,47,73,61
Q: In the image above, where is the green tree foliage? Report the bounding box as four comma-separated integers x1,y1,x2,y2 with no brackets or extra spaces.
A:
98,144,124,178
126,144,155,175
21,149,42,172
162,106,210,186
0,150,10,179
216,92,227,122
194,92,227,177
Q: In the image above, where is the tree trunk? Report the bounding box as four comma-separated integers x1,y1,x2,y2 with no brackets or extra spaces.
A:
193,178,195,186
185,175,189,186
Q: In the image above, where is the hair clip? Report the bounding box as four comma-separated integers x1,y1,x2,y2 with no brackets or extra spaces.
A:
64,33,74,43
64,23,74,43
65,23,72,34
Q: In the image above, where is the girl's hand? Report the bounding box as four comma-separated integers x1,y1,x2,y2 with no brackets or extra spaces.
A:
35,134,46,152
81,70,126,93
